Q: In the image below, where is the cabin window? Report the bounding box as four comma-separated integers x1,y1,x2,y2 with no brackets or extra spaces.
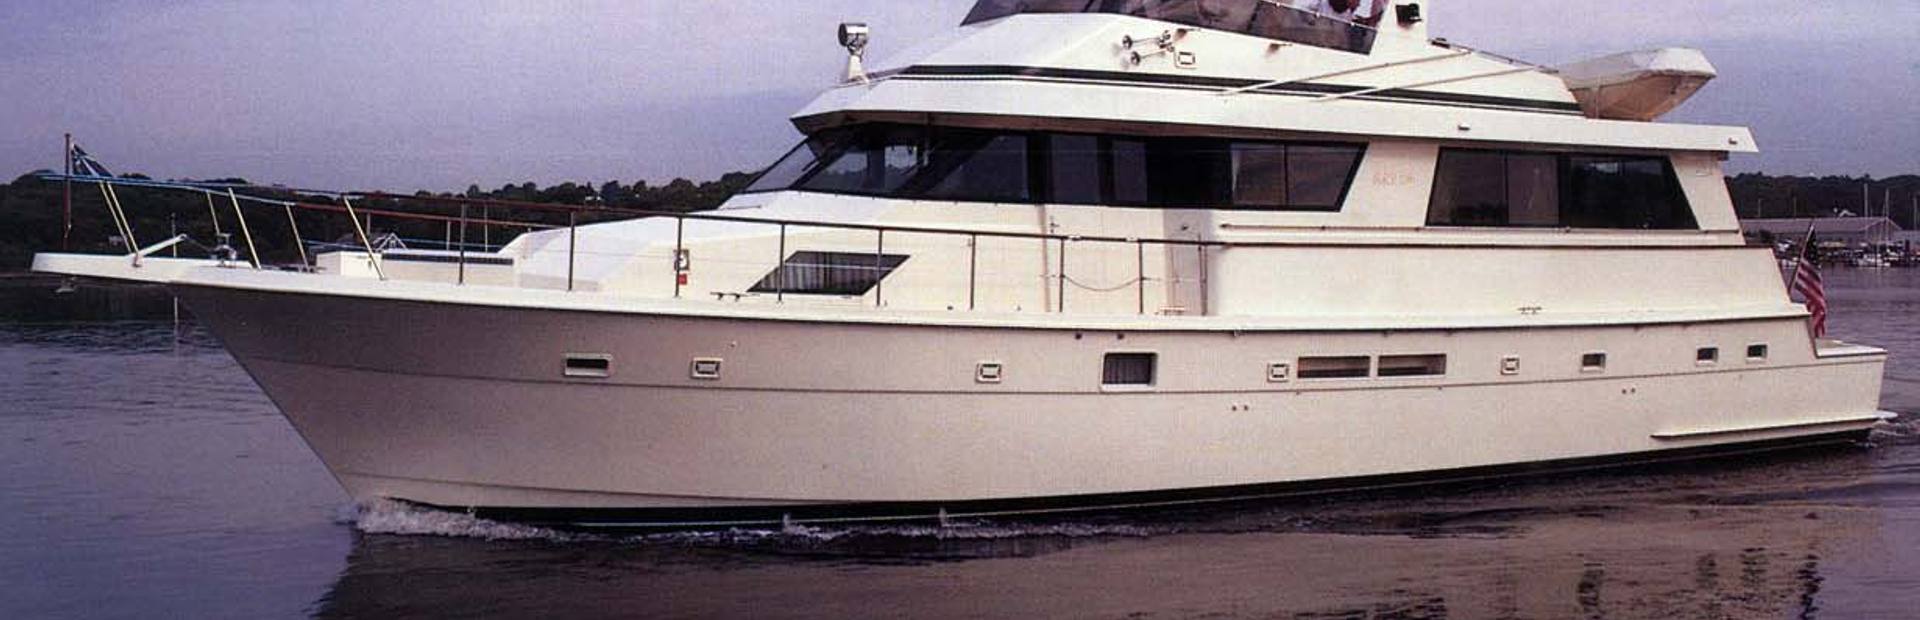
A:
1103,353,1157,386
1298,356,1372,379
1047,134,1104,205
1378,354,1448,378
1427,148,1694,230
1747,344,1770,362
798,126,927,196
743,124,1365,210
1697,347,1720,365
1110,138,1151,204
750,251,909,296
1581,352,1608,373
1231,143,1366,210
920,133,1032,202
1562,156,1697,229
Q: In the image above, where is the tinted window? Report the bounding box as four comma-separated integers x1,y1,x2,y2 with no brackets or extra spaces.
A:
747,124,1364,211
1288,145,1365,209
746,134,843,194
1148,138,1231,207
1505,153,1560,226
922,133,1031,202
800,127,926,195
1110,138,1150,204
1428,149,1694,230
1563,156,1695,230
1231,143,1362,210
1048,134,1103,205
1428,150,1508,226
1231,143,1287,208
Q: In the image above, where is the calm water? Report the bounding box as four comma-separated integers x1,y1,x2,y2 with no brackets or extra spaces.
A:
2,272,1917,619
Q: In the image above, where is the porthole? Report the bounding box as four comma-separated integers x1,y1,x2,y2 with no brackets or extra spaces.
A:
564,354,613,379
1746,344,1769,363
1581,352,1608,373
1696,347,1720,366
1103,353,1156,387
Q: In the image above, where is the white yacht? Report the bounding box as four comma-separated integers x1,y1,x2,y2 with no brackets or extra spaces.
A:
35,0,1892,528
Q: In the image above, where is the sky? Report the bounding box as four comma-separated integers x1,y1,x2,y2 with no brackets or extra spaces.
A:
2,1,1915,192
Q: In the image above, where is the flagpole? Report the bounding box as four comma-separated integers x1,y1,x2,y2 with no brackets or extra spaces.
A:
1789,220,1822,341
1786,220,1816,290
62,133,72,251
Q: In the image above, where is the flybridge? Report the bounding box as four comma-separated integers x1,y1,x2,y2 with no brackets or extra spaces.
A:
960,0,1421,55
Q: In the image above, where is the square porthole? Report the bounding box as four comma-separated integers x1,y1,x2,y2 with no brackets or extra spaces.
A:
1580,352,1608,373
1696,347,1720,366
1103,353,1156,387
1298,356,1371,380
1500,355,1522,376
1747,344,1770,363
690,358,723,380
976,362,1005,384
1267,362,1292,383
563,354,613,379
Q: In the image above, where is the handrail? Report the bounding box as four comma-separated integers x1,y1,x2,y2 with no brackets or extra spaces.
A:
38,173,1223,248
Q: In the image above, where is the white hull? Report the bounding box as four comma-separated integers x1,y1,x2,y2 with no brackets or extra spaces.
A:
168,270,1886,527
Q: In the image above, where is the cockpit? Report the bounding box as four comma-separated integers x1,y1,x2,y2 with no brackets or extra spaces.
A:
961,0,1388,55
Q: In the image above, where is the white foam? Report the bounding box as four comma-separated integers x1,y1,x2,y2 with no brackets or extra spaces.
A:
339,500,586,542
335,501,1169,545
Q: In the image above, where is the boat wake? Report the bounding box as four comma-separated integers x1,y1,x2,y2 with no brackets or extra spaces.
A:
336,499,1168,552
338,500,584,542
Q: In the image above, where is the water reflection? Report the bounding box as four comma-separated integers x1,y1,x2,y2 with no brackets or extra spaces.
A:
312,440,1907,619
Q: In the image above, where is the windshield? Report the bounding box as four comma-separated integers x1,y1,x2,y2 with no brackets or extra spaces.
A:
962,0,1380,55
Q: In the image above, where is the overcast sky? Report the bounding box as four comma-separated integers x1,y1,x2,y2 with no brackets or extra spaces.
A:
3,1,1914,191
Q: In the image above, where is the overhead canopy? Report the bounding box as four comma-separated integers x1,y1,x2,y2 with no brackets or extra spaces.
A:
962,0,1385,55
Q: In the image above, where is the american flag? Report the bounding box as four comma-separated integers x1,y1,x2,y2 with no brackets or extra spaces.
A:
1792,232,1827,338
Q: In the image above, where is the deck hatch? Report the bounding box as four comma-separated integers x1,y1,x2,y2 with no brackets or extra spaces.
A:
749,251,909,297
